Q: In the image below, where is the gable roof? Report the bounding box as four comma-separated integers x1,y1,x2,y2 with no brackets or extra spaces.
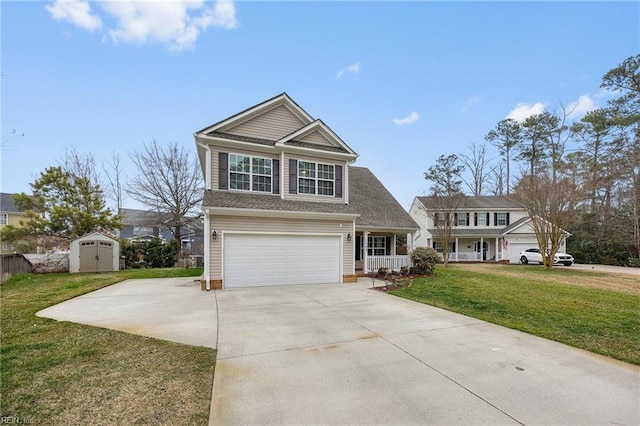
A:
203,166,419,231
196,93,313,135
195,94,358,164
349,167,419,230
416,195,523,210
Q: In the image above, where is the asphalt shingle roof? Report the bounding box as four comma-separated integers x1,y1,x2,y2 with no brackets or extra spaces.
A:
0,193,20,213
349,167,419,230
417,195,522,210
202,191,358,215
202,166,419,230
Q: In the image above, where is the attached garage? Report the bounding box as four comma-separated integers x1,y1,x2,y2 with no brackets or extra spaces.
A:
70,232,120,273
223,234,341,288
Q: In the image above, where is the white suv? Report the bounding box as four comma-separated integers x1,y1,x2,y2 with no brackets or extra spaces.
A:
519,248,574,266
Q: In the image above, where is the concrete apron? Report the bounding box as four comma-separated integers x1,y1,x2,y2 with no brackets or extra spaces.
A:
211,279,639,426
37,277,217,348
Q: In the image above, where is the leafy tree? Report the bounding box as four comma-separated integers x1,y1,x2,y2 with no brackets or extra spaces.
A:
423,154,466,266
0,166,121,249
485,118,521,195
127,140,203,253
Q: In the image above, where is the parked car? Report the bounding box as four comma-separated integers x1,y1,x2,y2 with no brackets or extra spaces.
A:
519,248,574,266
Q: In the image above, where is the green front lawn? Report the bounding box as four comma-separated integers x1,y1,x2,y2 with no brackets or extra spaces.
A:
1,268,216,425
391,264,640,365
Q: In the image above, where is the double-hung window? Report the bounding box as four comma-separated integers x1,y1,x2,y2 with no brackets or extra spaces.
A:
0,214,7,225
229,154,272,192
298,161,334,196
367,236,386,256
496,212,507,226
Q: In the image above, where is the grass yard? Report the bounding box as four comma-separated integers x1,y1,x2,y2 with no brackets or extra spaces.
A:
391,264,640,365
1,268,216,425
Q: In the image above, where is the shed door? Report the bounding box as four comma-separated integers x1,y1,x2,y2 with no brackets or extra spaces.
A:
79,240,113,272
224,234,341,288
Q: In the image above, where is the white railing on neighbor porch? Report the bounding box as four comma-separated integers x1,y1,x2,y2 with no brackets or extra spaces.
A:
368,255,412,272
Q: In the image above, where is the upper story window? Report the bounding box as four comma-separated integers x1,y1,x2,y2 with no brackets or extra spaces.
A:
0,214,7,225
298,161,334,196
496,212,508,226
230,154,272,192
476,212,488,226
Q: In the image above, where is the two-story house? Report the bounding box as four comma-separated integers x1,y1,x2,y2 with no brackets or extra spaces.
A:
195,93,419,289
409,195,569,264
0,193,32,254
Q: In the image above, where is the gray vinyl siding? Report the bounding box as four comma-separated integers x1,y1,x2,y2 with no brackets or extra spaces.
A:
210,146,279,191
227,105,306,141
283,153,346,204
299,130,333,146
208,215,355,280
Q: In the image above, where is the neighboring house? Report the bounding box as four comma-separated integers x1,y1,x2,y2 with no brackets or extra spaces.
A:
409,195,570,264
119,208,204,255
0,193,28,254
194,93,418,289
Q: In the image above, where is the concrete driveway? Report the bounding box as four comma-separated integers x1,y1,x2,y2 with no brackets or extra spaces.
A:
37,277,217,348
211,280,639,425
37,277,639,425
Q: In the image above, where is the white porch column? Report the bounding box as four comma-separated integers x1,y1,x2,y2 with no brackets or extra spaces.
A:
495,237,499,261
393,234,397,255
455,237,459,262
363,231,369,273
204,209,210,290
407,232,413,252
480,237,484,262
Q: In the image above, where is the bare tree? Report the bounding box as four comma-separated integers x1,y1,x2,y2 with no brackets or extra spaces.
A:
460,142,490,196
487,161,507,196
59,147,101,188
423,154,466,266
102,152,127,214
127,140,203,252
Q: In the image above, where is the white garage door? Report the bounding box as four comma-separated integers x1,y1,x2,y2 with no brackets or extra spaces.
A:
224,234,341,288
509,243,534,264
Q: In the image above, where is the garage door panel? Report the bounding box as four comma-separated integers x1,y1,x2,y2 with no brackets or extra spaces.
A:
224,234,340,288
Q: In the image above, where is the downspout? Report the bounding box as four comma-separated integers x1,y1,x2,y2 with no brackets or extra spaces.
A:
204,208,211,291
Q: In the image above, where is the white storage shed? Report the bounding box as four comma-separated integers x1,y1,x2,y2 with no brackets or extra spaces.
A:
69,232,120,273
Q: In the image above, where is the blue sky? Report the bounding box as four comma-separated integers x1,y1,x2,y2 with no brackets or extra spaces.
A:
2,1,638,210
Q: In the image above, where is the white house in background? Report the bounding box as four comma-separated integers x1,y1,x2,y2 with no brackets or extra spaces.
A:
409,196,569,264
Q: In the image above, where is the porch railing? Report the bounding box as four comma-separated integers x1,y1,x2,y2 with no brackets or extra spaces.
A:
367,255,411,272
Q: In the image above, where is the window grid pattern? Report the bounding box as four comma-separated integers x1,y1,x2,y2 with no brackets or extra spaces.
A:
496,212,507,226
367,236,386,256
0,214,7,225
298,161,334,196
230,154,271,192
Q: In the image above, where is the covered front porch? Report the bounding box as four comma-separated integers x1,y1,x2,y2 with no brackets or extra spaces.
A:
355,229,415,273
428,233,507,262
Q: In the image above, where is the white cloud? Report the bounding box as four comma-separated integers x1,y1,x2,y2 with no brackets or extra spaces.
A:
392,112,419,126
506,102,545,122
45,0,103,31
461,96,479,112
567,94,597,119
337,63,360,78
46,0,238,50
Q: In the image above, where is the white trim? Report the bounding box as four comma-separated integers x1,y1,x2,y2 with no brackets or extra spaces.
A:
221,232,343,287
197,94,313,135
275,119,358,156
205,145,211,190
204,208,210,290
228,152,274,193
280,151,285,199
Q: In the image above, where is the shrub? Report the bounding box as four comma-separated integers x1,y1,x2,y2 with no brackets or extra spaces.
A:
410,247,439,275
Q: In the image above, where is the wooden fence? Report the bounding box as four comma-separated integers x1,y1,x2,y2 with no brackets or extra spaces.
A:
1,253,33,284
